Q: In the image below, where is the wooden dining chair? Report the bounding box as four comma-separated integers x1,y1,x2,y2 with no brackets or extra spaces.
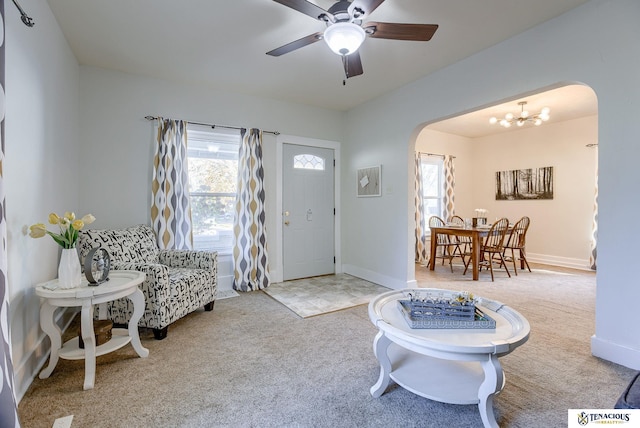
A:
502,216,532,275
428,215,455,272
464,217,511,281
449,215,471,266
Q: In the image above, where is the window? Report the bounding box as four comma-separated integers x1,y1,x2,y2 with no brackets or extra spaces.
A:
187,125,240,253
293,154,325,170
420,156,444,232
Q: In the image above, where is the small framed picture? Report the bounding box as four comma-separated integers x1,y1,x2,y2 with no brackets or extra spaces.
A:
357,165,381,197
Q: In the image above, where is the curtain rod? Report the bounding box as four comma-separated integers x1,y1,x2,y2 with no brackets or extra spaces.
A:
145,116,280,136
419,152,456,159
12,0,35,27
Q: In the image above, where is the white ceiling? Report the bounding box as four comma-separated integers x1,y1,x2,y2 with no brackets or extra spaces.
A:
427,84,598,138
46,0,590,115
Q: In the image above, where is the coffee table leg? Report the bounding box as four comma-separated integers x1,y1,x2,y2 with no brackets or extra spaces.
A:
128,288,149,358
370,331,392,397
81,300,97,390
478,354,504,428
38,302,61,379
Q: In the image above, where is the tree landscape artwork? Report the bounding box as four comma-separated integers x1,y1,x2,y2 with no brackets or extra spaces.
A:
495,166,553,200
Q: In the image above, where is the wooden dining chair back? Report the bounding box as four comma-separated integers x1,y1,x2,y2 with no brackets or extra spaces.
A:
449,215,471,264
503,216,532,275
428,215,455,272
465,217,511,281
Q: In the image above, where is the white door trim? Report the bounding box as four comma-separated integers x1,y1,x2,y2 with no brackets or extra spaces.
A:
275,134,341,284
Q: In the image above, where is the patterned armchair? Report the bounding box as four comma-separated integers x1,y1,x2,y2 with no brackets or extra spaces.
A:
77,225,217,340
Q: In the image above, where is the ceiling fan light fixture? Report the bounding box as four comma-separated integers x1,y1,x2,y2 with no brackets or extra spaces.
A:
323,22,366,56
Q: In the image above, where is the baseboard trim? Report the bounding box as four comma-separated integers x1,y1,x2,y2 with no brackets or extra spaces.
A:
342,264,407,290
526,253,593,271
591,335,640,371
217,274,234,292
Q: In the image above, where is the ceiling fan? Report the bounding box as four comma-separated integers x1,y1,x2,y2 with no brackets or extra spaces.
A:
267,0,438,81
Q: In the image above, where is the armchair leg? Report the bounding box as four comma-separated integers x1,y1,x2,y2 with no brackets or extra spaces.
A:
153,326,168,340
204,301,215,312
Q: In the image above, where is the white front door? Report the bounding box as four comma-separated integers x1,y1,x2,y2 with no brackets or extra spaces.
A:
283,144,335,281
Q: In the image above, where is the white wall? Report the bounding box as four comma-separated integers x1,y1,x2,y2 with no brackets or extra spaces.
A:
417,115,598,269
77,67,346,288
473,115,597,268
343,0,640,369
5,1,81,399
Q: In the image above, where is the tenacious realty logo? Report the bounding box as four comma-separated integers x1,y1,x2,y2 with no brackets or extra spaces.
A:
568,410,640,427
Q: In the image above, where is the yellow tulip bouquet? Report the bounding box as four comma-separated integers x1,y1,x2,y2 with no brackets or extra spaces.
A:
29,212,95,249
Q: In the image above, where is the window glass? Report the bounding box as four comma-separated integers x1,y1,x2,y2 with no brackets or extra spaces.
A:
420,157,444,232
293,154,325,170
187,125,240,253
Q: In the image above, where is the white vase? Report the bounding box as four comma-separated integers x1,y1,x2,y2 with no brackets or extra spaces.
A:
58,248,82,289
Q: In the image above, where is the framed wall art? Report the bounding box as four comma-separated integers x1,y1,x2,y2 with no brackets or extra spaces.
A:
357,165,381,197
495,166,553,200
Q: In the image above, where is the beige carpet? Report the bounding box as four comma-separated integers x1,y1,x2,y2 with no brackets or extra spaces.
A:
262,273,390,318
17,264,638,428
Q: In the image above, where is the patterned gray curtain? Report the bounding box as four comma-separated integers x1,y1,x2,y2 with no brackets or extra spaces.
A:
443,155,456,221
414,153,427,263
233,128,270,291
0,2,21,425
590,166,598,270
151,118,194,250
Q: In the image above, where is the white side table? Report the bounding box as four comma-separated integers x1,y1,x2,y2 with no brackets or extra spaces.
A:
36,270,149,390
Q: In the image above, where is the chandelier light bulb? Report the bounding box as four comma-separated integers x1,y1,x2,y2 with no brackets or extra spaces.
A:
505,113,514,121
489,117,498,124
520,110,529,118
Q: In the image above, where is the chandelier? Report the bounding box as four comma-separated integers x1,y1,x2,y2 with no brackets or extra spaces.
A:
489,101,551,128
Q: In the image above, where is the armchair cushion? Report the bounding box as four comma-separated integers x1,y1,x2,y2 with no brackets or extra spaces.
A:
79,225,160,264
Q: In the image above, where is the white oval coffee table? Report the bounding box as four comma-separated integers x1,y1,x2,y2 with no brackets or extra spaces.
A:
368,288,530,428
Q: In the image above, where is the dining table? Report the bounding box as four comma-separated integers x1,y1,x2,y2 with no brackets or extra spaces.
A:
429,224,496,280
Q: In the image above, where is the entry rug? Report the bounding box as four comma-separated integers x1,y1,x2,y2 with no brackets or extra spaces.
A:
263,274,390,318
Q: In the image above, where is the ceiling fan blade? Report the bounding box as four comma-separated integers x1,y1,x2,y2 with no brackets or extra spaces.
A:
266,32,323,56
349,0,386,20
273,0,333,21
342,51,364,79
365,22,439,41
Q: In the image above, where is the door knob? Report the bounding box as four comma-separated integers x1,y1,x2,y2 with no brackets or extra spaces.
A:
284,220,290,225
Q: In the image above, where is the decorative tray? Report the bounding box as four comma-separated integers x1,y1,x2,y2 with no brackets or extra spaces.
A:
397,292,496,329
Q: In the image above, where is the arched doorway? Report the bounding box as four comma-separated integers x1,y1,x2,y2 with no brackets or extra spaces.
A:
412,83,598,275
